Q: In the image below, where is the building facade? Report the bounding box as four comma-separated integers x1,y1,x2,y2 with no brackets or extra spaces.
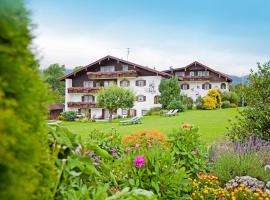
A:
61,56,232,119
61,55,170,119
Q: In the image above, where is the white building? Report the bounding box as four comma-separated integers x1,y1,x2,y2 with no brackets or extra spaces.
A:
61,56,231,119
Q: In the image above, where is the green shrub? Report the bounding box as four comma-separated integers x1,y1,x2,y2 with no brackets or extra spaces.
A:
222,91,240,104
213,152,270,185
145,107,162,116
221,100,231,108
168,126,209,177
167,99,185,112
195,96,203,109
62,111,77,121
182,95,193,110
229,103,238,108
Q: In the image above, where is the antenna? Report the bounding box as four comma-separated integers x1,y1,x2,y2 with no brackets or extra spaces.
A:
126,48,130,61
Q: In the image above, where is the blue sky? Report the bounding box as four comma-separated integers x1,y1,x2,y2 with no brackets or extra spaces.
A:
26,0,270,75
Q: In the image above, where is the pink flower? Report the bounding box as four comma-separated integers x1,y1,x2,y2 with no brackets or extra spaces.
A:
133,155,145,168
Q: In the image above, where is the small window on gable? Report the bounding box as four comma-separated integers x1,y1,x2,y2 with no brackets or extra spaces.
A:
120,80,130,87
202,83,212,90
83,81,93,87
221,83,226,89
137,95,146,102
136,80,146,87
181,83,189,90
100,65,115,72
82,95,95,102
122,64,129,71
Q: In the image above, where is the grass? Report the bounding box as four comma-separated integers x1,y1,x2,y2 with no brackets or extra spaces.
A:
61,108,240,143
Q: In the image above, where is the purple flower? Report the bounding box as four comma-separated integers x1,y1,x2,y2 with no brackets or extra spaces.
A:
133,155,145,168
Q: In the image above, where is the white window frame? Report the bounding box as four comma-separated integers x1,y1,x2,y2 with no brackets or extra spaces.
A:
122,109,128,115
83,81,93,87
122,64,129,71
83,95,95,103
182,84,189,90
137,95,145,102
190,71,195,77
175,71,185,77
204,83,211,90
137,80,145,87
104,80,115,87
100,65,115,72
120,80,129,87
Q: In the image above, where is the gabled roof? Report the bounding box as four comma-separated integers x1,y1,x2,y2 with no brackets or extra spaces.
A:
60,55,171,80
163,61,232,82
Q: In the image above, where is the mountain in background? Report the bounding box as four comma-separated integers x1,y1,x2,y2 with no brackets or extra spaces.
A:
65,68,248,84
227,74,249,85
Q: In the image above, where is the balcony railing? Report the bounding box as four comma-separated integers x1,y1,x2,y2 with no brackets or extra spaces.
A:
87,70,137,79
67,102,96,108
67,87,100,93
181,76,212,81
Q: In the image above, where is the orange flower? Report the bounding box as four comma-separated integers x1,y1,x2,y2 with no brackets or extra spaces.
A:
182,123,191,129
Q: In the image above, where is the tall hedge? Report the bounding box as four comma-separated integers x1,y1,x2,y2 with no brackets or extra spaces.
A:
0,0,50,199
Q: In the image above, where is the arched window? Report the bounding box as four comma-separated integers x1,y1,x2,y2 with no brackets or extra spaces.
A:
221,83,226,89
120,80,130,87
137,95,146,102
181,83,189,90
82,95,95,102
202,83,212,90
154,95,159,104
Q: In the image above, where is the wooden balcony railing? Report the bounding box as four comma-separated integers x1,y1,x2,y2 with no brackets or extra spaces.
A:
87,70,137,79
67,102,96,108
67,87,100,93
181,76,212,81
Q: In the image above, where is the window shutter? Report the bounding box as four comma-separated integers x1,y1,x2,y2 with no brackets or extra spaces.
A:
93,96,95,102
202,84,205,90
93,81,96,87
82,96,85,102
209,84,212,89
180,84,183,89
144,80,146,86
135,80,138,86
144,96,146,101
187,84,189,90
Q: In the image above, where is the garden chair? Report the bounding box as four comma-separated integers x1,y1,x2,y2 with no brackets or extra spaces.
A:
120,116,142,125
166,109,178,117
163,109,174,116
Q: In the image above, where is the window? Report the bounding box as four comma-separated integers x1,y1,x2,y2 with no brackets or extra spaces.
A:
136,80,146,87
142,110,148,116
154,95,159,104
100,65,115,72
221,83,226,89
95,82,101,87
181,83,189,90
83,81,93,87
198,71,209,76
122,109,128,115
190,71,195,77
82,95,95,102
137,95,146,102
104,80,115,87
202,83,211,90
175,71,185,77
120,80,130,87
198,71,202,76
122,64,129,71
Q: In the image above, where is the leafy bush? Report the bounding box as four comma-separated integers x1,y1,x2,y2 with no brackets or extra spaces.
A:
213,152,270,185
222,91,240,104
116,145,191,199
62,111,77,121
182,95,193,110
167,99,185,112
230,103,238,108
195,96,203,109
221,100,231,108
227,61,270,141
202,96,217,110
207,88,222,108
168,125,209,177
145,107,162,116
122,129,166,149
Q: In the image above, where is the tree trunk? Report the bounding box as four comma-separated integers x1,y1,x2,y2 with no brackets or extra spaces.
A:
109,110,113,122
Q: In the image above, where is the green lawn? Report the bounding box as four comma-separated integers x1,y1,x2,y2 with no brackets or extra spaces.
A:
62,108,240,143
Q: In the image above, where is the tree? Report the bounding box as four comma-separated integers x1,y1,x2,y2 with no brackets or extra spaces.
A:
228,61,270,141
158,77,181,108
0,0,50,199
43,64,65,103
97,85,135,122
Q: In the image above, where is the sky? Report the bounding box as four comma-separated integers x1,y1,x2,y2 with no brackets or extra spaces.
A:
26,0,270,76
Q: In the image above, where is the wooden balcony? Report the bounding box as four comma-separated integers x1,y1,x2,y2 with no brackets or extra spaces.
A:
67,102,96,108
67,87,100,93
87,70,137,79
181,76,212,81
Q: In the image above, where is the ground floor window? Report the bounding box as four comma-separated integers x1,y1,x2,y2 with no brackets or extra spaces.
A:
137,95,146,102
221,83,226,89
122,109,128,115
142,109,148,116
